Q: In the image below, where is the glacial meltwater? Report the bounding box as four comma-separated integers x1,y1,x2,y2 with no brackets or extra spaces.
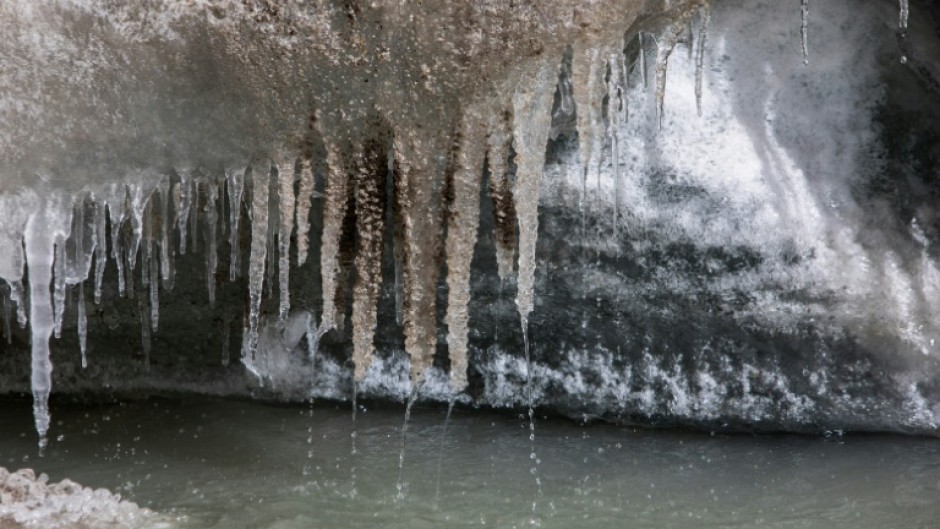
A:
2,395,939,529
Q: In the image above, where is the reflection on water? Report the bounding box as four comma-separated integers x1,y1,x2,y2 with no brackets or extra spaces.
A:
1,396,938,528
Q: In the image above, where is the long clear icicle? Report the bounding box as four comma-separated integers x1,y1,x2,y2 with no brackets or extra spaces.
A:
93,199,107,303
25,204,66,450
695,3,712,116
227,168,245,280
178,173,192,255
350,141,387,383
52,237,67,339
277,156,296,322
486,108,517,282
243,163,270,367
444,105,486,391
655,19,689,127
78,286,87,368
571,45,606,207
295,157,315,267
108,195,127,297
158,180,175,291
319,138,350,335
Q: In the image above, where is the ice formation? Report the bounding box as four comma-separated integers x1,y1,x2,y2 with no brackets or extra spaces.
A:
0,0,939,443
0,467,162,529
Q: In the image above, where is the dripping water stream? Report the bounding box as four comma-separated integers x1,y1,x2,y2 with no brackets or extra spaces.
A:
395,385,419,503
432,398,455,510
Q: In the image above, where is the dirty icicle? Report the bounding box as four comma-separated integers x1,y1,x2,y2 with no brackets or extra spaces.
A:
295,157,315,267
487,108,517,282
319,137,350,335
444,106,487,391
227,168,245,280
695,3,712,116
512,59,559,327
350,141,387,382
243,163,271,368
277,156,295,322
395,124,450,385
655,18,689,127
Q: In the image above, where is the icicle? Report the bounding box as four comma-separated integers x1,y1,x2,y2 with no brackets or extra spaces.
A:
655,18,688,127
138,295,151,371
695,3,712,117
394,123,452,385
10,280,27,328
52,237,67,339
277,156,296,322
157,179,175,291
319,138,350,335
350,140,388,382
486,108,517,282
206,180,219,306
25,204,68,450
125,184,148,274
2,284,11,344
444,105,487,391
639,32,647,87
141,200,151,289
149,211,160,333
801,0,809,65
571,44,606,203
108,196,127,297
243,163,270,364
512,58,559,326
264,168,279,301
608,51,624,233
227,167,246,280
77,285,87,368
177,172,192,255
93,200,107,304
190,178,200,255
295,157,315,267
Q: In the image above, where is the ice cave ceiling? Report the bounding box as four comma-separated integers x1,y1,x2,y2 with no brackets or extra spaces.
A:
2,0,940,443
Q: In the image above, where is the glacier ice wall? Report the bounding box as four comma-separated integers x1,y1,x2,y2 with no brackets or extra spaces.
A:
1,0,940,439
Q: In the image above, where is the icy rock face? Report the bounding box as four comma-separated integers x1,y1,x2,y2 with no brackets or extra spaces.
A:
0,467,165,529
1,0,940,437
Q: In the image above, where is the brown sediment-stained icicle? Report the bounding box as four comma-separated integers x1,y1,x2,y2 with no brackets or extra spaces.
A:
512,57,559,326
276,155,296,322
444,104,487,391
350,139,388,382
295,157,315,267
243,161,270,370
486,107,517,282
395,124,451,385
655,16,691,127
318,134,350,336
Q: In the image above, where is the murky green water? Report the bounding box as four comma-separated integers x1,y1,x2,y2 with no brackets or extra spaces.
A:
1,396,939,528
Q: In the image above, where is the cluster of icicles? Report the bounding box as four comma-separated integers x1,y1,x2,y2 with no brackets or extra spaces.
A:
0,0,914,448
